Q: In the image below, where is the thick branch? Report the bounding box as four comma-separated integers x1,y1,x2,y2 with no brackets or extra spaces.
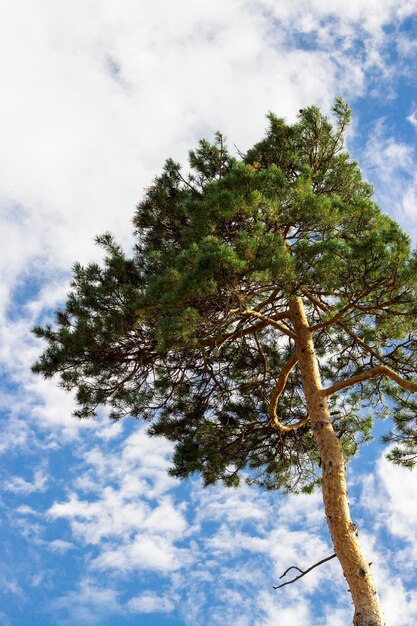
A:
200,319,268,347
243,309,296,340
269,354,309,432
323,364,417,397
274,553,337,590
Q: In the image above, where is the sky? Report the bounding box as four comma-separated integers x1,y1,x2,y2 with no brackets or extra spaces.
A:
1,1,417,625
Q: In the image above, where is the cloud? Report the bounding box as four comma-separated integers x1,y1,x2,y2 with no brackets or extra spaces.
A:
4,468,48,495
1,0,415,457
13,416,416,625
47,426,190,575
0,574,24,599
2,0,413,292
357,117,417,234
408,110,417,129
127,590,175,613
350,453,417,626
43,421,343,622
48,539,75,553
50,579,122,626
257,0,416,36
91,533,188,573
368,455,417,554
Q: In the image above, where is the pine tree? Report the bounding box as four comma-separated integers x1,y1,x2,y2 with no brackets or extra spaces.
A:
33,99,417,625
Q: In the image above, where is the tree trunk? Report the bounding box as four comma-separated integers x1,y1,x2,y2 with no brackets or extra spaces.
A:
289,296,385,626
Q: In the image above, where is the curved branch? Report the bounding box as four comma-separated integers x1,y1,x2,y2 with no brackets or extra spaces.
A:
269,354,309,432
243,309,296,340
323,364,417,397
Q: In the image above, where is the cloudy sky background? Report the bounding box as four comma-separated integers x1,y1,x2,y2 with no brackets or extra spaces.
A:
1,1,417,624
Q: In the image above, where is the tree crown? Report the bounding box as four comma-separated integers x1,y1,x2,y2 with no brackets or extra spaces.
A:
33,99,417,492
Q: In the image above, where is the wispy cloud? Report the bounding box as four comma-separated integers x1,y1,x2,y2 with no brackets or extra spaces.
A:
4,468,48,495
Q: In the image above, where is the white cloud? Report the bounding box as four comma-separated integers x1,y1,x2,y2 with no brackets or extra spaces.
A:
4,468,48,495
50,579,122,625
350,453,417,625
402,175,417,220
362,119,414,178
0,575,24,599
358,118,417,233
95,420,124,441
257,0,417,35
256,590,311,626
16,505,39,516
43,421,344,621
92,533,188,573
41,424,417,625
1,0,411,298
48,539,75,553
127,590,175,613
47,426,190,576
370,455,417,552
407,110,417,129
0,415,31,455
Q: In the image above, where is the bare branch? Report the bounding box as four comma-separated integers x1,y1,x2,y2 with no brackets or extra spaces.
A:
274,553,337,589
323,364,417,397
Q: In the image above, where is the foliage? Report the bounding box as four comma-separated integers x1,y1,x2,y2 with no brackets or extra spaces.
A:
33,98,417,491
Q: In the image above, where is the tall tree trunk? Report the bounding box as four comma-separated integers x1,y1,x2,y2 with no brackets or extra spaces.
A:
289,296,385,626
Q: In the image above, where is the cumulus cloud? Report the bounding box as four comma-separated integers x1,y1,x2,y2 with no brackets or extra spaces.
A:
47,426,190,577
43,421,351,624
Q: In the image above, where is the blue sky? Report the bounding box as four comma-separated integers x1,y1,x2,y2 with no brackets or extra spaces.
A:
1,1,417,625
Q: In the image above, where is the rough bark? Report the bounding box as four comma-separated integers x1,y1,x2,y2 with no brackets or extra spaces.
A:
289,296,386,626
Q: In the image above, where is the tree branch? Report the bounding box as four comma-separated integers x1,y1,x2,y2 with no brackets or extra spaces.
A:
274,553,337,589
309,301,353,332
269,354,309,432
254,332,268,384
200,311,291,348
243,310,296,340
200,319,269,347
305,293,383,362
323,364,417,397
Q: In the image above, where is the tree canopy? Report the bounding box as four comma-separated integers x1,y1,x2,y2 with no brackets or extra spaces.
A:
33,98,417,494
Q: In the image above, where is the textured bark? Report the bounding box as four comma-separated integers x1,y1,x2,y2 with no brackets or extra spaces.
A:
289,297,386,626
